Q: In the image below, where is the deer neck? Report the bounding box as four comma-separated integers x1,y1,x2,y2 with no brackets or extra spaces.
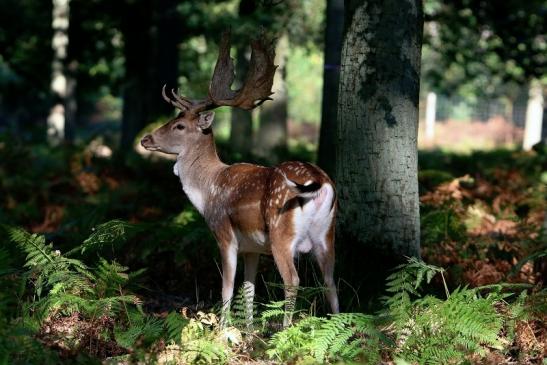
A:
176,134,226,215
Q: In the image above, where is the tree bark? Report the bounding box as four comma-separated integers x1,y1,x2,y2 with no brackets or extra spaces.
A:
254,34,289,160
335,0,423,273
317,0,344,177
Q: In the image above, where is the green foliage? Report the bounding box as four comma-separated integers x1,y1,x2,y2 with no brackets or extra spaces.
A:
384,258,507,364
7,226,93,301
159,312,234,365
264,258,528,365
114,309,164,349
0,225,182,361
287,46,323,124
0,223,541,364
74,220,147,255
418,169,455,192
164,311,190,344
421,208,467,245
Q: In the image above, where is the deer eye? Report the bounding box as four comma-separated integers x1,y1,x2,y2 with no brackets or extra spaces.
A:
175,124,185,130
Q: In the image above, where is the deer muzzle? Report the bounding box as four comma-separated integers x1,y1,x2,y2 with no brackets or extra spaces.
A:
140,134,159,151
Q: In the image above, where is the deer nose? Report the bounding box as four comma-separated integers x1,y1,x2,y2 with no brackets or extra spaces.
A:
141,134,153,147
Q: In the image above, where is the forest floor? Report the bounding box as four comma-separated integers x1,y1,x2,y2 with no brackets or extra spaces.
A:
0,135,545,364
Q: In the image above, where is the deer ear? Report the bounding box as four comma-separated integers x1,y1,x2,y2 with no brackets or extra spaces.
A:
197,111,215,130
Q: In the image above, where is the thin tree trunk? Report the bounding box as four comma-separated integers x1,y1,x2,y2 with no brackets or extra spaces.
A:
120,0,153,150
335,0,423,286
47,0,72,145
230,45,253,155
255,34,289,160
64,60,78,141
317,0,344,176
149,0,180,120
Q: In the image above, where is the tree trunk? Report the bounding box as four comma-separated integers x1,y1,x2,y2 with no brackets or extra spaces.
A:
229,0,257,156
148,0,180,120
317,0,344,177
120,0,153,150
47,0,73,145
254,34,289,160
229,45,254,155
335,0,423,298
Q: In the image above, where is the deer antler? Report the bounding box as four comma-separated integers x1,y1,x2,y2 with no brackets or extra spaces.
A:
162,30,277,116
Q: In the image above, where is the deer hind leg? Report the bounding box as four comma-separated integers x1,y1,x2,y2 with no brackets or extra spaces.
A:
243,253,259,331
311,219,339,314
220,241,238,327
270,237,299,327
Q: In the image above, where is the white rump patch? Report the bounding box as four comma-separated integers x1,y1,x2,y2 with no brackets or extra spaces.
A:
291,183,335,254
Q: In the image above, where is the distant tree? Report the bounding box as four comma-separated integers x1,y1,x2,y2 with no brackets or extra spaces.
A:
255,34,289,159
148,0,180,121
317,0,344,177
0,0,52,133
119,0,154,150
229,0,257,156
423,0,546,149
47,0,74,145
423,0,545,98
335,0,423,284
252,0,324,159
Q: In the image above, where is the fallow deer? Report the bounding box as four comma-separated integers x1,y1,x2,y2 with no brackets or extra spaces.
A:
141,31,339,327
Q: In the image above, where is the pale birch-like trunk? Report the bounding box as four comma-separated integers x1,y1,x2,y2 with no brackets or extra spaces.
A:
522,80,544,151
255,35,288,160
335,0,423,260
47,0,71,145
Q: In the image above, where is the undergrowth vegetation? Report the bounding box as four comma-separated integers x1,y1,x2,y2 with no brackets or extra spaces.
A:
0,136,545,363
1,224,545,364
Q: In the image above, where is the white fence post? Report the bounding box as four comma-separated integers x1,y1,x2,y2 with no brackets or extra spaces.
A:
425,92,437,142
523,81,544,151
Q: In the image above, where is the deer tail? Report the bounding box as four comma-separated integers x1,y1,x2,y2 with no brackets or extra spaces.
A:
283,175,322,198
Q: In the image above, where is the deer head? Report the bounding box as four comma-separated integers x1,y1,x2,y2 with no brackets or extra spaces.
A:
141,31,277,155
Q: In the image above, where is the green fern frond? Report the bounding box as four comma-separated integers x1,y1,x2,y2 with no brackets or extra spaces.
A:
114,309,163,349
71,219,146,255
164,311,189,344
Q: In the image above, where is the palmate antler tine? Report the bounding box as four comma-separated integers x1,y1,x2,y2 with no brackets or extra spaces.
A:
205,30,277,111
162,84,186,110
208,31,238,103
235,34,277,109
161,30,277,116
170,89,192,109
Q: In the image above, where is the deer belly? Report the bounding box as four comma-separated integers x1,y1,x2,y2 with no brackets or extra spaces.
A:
235,229,271,254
